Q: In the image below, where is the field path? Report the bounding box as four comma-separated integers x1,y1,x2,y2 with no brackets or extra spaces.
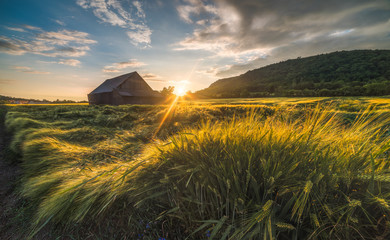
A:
0,115,22,240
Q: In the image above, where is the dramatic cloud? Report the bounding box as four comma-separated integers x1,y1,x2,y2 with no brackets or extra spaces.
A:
177,0,217,23
196,64,234,77
21,25,42,31
11,66,50,74
102,68,120,73
132,1,145,18
58,59,81,66
22,70,50,74
127,29,152,47
0,37,26,55
175,0,390,77
55,20,66,26
77,0,152,48
49,46,90,57
36,30,96,45
5,26,26,32
39,59,81,67
103,59,146,73
0,26,96,57
142,73,158,79
11,66,32,71
142,73,165,82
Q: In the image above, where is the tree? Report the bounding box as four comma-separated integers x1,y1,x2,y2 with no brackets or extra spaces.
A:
160,86,175,97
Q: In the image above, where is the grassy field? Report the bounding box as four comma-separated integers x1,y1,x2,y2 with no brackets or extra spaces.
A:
180,96,390,108
1,97,390,239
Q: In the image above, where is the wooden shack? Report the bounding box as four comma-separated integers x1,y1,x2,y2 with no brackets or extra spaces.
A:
88,72,163,105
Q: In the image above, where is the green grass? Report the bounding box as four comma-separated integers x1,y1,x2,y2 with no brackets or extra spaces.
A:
2,97,390,239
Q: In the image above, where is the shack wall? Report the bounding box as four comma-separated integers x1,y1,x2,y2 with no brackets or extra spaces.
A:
88,92,113,105
88,93,163,105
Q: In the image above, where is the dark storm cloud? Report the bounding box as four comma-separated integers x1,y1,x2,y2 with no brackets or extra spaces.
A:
338,7,390,28
176,0,390,77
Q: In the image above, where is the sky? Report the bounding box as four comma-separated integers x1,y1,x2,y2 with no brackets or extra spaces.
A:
0,0,389,101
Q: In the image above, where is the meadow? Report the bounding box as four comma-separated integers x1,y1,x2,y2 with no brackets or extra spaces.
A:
1,96,390,239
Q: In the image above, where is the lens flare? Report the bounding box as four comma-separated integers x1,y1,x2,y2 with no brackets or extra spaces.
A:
175,86,186,96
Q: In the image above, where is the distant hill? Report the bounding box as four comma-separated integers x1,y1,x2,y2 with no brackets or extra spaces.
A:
196,50,390,98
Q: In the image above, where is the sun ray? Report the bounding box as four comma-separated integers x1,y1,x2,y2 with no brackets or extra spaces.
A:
153,95,179,139
153,59,202,138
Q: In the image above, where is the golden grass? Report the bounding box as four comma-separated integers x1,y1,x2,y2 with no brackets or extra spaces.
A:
3,99,390,239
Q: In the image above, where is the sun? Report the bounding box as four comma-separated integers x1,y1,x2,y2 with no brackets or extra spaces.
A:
175,86,187,96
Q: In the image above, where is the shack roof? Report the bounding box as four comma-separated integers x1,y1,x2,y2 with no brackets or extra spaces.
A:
89,72,136,94
89,72,162,98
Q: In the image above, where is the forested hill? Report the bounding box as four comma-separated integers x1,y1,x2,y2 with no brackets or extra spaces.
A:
196,50,390,98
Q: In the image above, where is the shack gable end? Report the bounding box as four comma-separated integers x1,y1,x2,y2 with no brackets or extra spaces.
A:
118,73,154,92
88,71,164,105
